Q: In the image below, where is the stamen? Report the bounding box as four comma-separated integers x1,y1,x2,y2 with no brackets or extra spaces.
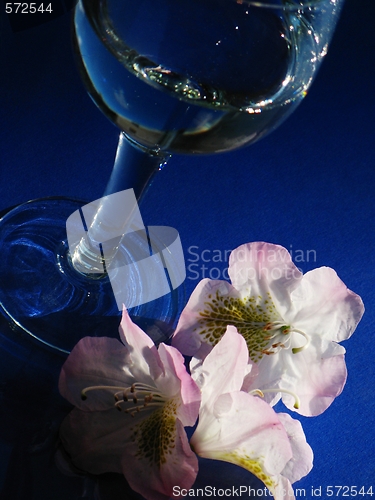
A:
115,399,165,415
291,329,311,354
262,349,274,355
80,381,167,416
263,332,281,341
81,385,130,401
260,388,301,409
259,322,293,356
261,322,310,357
249,389,264,398
263,321,287,333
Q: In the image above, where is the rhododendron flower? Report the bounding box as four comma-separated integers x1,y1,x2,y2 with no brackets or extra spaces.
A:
59,309,201,500
172,242,364,416
190,326,313,500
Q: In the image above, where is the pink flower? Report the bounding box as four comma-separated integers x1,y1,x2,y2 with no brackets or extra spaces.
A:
190,327,313,500
59,309,201,500
172,242,364,416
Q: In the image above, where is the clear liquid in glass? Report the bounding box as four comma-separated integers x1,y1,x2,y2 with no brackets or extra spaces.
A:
74,0,340,154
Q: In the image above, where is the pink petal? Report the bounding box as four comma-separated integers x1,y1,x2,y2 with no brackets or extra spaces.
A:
281,344,348,416
228,242,303,318
192,392,293,496
59,407,129,475
250,337,347,416
119,307,164,381
191,326,249,406
122,418,198,500
277,413,313,483
243,329,348,416
288,267,364,342
59,336,133,410
157,343,201,427
273,477,295,500
60,405,199,500
172,279,239,357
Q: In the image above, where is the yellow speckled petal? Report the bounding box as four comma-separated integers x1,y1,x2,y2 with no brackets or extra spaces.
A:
173,278,286,362
124,402,198,499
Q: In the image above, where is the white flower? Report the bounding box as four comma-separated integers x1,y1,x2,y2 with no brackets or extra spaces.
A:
190,326,313,500
173,242,364,416
59,309,201,500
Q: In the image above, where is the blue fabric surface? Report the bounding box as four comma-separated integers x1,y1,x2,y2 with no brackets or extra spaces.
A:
0,0,374,498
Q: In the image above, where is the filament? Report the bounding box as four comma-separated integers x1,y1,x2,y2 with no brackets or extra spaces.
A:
290,328,311,354
81,385,130,400
254,388,301,409
80,381,167,417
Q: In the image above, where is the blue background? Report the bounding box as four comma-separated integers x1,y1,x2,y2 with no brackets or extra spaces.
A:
0,0,374,498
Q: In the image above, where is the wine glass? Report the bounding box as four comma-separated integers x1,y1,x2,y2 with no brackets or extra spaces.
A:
0,0,344,354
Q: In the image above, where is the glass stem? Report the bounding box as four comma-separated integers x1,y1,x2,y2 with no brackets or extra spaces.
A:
70,133,171,275
103,132,170,202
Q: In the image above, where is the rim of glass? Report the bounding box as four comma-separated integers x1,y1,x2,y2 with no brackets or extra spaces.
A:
81,0,333,10
244,0,323,8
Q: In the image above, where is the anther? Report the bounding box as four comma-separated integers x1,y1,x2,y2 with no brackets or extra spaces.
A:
262,349,274,355
249,389,264,398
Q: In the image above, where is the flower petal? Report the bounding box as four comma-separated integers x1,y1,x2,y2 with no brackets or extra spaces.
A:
119,307,164,382
277,413,313,483
58,336,133,410
190,326,250,407
59,407,129,474
172,277,284,364
280,343,348,416
122,411,198,500
244,335,347,416
273,476,295,500
172,279,240,357
191,391,293,498
288,267,364,342
228,242,303,318
60,402,199,500
157,343,201,427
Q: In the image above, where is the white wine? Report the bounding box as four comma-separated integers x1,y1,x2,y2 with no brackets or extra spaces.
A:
74,0,341,154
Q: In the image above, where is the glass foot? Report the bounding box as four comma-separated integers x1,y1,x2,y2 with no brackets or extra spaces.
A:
0,198,185,355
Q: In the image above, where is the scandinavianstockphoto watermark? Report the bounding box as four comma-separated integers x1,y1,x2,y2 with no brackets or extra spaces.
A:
186,245,317,282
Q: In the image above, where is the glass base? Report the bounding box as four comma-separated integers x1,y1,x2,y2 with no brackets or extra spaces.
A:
0,197,184,355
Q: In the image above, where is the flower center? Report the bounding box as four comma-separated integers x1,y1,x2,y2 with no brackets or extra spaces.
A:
81,382,167,417
197,290,310,362
131,398,179,466
261,322,310,356
80,382,182,468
